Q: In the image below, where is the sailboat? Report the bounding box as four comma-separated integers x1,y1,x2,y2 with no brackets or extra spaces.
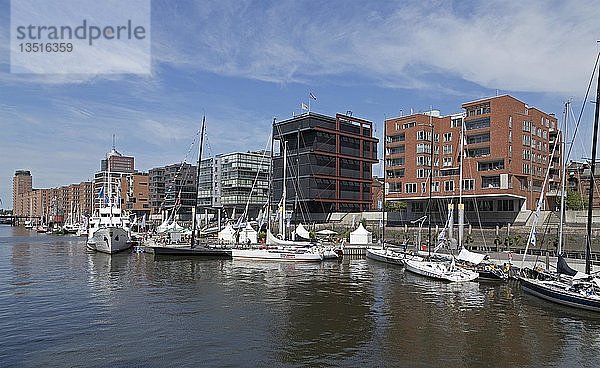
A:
151,116,231,257
231,137,323,262
520,82,600,311
401,114,478,282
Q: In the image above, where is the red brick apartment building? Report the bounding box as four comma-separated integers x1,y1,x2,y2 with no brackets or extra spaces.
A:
384,95,560,225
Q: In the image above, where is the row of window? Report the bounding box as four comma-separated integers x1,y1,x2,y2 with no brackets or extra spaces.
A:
400,179,476,194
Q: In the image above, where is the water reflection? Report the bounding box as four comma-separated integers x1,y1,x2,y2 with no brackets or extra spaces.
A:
2,225,600,367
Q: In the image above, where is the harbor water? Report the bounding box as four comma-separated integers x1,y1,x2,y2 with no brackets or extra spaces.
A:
1,225,600,367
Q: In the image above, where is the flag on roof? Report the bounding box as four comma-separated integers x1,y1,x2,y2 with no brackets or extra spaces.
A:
309,92,317,100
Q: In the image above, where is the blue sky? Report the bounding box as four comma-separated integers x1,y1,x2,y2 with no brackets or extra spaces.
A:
2,0,600,209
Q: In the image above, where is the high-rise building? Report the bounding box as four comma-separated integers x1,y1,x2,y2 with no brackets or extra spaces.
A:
197,151,271,220
12,170,32,215
384,95,560,225
93,146,136,212
148,163,197,222
272,112,379,222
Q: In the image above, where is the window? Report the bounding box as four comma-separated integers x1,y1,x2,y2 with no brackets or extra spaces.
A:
522,135,531,146
405,183,417,193
411,202,424,212
388,133,405,143
542,130,547,139
443,132,452,142
417,130,433,141
443,145,452,154
451,117,463,128
462,179,475,191
403,122,416,129
416,169,431,178
432,181,440,192
443,157,452,167
509,116,512,128
416,143,431,154
444,180,454,192
523,120,531,132
421,182,427,193
477,160,504,171
498,199,514,211
465,117,490,130
467,132,490,144
481,175,500,188
477,200,494,211
416,156,431,166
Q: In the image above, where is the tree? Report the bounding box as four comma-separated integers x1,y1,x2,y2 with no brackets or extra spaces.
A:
383,200,407,212
566,189,585,210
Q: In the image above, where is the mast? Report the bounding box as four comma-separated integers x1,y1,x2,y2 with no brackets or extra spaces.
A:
585,65,600,274
191,116,206,249
458,115,465,249
280,140,288,240
268,118,276,233
558,101,569,255
427,112,434,258
382,119,386,249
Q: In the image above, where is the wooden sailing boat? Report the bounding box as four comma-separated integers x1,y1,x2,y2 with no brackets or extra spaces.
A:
520,57,600,311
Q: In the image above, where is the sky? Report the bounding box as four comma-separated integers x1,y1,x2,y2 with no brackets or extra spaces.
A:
2,0,600,209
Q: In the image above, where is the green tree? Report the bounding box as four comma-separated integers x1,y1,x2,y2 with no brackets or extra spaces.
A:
383,200,407,212
566,189,585,210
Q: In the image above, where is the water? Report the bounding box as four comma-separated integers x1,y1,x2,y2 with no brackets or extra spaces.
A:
1,225,600,368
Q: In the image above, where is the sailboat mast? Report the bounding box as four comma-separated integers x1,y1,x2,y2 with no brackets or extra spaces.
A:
382,119,386,249
558,101,569,255
427,113,434,257
191,116,206,249
281,140,288,240
458,116,465,249
268,118,276,232
585,67,600,274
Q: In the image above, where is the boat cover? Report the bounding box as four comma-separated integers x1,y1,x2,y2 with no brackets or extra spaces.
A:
456,248,486,265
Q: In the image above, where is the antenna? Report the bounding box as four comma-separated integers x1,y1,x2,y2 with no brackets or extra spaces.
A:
112,134,116,150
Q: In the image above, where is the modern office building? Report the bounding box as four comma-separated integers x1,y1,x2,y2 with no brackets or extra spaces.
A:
197,151,271,220
384,95,560,225
272,112,379,222
148,163,197,222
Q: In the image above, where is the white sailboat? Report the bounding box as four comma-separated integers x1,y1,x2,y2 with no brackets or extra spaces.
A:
87,174,131,254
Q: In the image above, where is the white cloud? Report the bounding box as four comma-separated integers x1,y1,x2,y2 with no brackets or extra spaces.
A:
152,0,600,94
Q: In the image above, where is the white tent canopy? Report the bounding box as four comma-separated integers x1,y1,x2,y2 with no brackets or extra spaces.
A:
316,229,337,236
239,223,258,244
350,224,372,244
218,224,236,243
157,219,185,233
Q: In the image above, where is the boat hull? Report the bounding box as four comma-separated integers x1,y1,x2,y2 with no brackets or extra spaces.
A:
87,227,131,254
365,248,405,266
231,248,323,262
404,259,478,282
520,277,600,312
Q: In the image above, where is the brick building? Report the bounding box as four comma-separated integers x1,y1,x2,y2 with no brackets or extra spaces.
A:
384,95,560,225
